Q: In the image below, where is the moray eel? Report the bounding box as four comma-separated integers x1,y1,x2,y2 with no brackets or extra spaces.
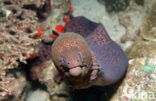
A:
51,16,128,89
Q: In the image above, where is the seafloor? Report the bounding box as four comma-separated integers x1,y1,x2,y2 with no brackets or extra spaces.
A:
0,0,156,101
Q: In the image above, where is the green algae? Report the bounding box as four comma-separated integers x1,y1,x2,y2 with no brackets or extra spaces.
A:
142,57,156,73
143,65,155,73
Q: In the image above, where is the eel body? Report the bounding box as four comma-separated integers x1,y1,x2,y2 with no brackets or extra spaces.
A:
52,16,128,89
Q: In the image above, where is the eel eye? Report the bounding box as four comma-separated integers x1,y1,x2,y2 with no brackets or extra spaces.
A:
78,52,83,60
61,57,66,64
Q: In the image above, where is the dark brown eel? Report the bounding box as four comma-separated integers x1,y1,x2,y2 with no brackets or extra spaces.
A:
51,16,128,89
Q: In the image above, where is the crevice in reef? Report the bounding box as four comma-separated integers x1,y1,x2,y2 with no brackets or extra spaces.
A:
22,2,52,22
22,5,38,11
19,42,52,88
3,1,12,5
19,59,48,91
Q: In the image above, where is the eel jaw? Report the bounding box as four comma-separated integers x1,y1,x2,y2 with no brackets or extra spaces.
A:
69,66,81,76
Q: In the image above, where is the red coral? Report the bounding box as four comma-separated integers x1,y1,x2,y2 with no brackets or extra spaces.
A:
64,17,70,23
56,25,65,33
67,0,71,7
35,27,43,37
52,33,58,38
29,54,35,60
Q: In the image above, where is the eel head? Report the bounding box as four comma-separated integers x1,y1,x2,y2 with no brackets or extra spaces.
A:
51,32,92,87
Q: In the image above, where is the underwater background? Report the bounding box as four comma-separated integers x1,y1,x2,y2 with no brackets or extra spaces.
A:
0,0,156,101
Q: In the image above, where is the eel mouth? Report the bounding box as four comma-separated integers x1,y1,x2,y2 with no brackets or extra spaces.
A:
69,66,82,76
62,65,87,77
69,65,86,76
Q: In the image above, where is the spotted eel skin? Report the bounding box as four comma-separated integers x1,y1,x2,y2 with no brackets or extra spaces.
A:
51,16,128,89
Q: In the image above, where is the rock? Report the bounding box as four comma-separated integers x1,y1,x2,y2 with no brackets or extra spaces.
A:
31,60,70,101
98,0,130,12
141,2,156,42
25,89,50,101
126,40,156,59
0,70,29,101
111,41,156,101
134,0,144,5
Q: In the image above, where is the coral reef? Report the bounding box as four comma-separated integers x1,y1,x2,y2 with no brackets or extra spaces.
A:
0,0,71,100
111,41,156,101
0,69,29,101
0,0,41,98
0,2,41,70
0,0,156,101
